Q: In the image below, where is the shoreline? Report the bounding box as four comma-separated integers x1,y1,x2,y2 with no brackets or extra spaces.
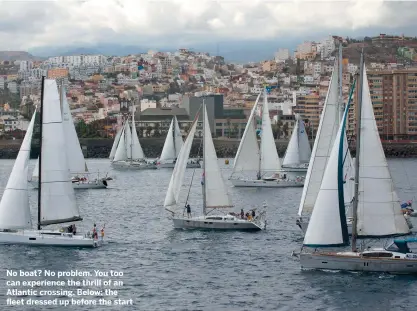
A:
0,138,416,159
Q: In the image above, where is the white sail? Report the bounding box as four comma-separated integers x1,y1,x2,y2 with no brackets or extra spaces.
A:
40,79,81,225
109,126,123,160
160,117,185,161
203,105,233,208
61,86,86,173
173,116,184,158
356,68,409,237
298,118,312,164
260,90,281,173
113,124,127,162
0,111,36,229
160,119,175,161
164,118,199,208
131,112,144,160
304,105,349,247
282,118,300,166
125,120,132,160
232,92,261,174
32,157,39,179
298,60,340,216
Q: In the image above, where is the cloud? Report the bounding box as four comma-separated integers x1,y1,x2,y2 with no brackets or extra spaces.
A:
0,0,416,51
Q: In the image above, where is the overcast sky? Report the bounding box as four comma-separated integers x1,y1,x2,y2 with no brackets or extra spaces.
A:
1,0,417,51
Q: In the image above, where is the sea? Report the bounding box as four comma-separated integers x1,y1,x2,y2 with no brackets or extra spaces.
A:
0,158,417,311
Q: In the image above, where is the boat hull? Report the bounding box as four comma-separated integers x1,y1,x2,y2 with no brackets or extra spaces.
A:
230,178,304,188
0,230,101,248
30,180,107,190
159,162,201,169
111,161,157,170
300,252,417,273
172,217,264,231
279,166,308,178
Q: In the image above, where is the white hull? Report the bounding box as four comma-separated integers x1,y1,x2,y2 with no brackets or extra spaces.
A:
0,229,101,247
159,161,201,169
111,160,157,170
172,215,264,231
279,166,308,178
230,178,304,188
300,251,417,274
30,180,107,190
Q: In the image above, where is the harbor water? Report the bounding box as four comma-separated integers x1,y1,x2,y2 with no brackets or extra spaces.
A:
0,158,416,310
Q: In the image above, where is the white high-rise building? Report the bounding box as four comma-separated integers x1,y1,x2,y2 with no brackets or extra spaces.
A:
320,35,336,59
19,60,33,72
274,48,290,62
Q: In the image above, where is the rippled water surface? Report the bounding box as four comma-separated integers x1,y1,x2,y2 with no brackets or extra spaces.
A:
0,158,416,310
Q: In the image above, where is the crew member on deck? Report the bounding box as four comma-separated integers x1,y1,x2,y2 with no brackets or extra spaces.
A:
186,204,191,218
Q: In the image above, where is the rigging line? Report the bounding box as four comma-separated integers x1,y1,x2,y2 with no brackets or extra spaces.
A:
184,127,204,208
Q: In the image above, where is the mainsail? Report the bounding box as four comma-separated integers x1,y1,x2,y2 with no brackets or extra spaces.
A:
61,86,87,173
260,89,281,173
202,104,233,209
40,80,82,225
160,116,184,161
298,59,341,216
282,115,311,167
232,92,261,174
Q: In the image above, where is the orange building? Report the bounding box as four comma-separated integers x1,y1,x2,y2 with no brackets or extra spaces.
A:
47,68,69,79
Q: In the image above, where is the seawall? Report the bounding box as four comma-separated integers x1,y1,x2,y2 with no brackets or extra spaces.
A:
0,138,416,159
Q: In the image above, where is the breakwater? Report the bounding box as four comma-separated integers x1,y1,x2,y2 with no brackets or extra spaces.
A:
0,138,416,159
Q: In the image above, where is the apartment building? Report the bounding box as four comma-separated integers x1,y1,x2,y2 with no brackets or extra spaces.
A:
350,68,417,140
293,93,321,134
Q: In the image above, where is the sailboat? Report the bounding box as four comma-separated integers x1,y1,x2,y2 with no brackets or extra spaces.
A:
296,48,347,232
111,108,157,170
280,114,311,177
158,116,201,169
30,85,109,189
164,101,266,230
300,54,417,273
0,78,100,247
230,89,304,188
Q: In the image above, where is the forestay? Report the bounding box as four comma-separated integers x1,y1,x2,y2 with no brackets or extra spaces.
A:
298,59,341,216
62,86,87,173
40,80,82,225
356,68,409,237
232,92,261,173
260,90,281,173
0,111,36,229
164,117,199,209
203,105,233,208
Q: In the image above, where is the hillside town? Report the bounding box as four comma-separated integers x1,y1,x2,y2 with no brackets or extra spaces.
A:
1,33,417,149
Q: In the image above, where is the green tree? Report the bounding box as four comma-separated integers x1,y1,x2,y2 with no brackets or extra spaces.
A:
282,122,289,138
153,123,161,137
145,125,153,137
272,120,283,139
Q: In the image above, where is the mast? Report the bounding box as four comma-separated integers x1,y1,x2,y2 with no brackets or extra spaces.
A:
202,99,207,216
37,76,45,230
351,52,364,252
257,90,264,178
173,116,176,156
338,42,344,122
